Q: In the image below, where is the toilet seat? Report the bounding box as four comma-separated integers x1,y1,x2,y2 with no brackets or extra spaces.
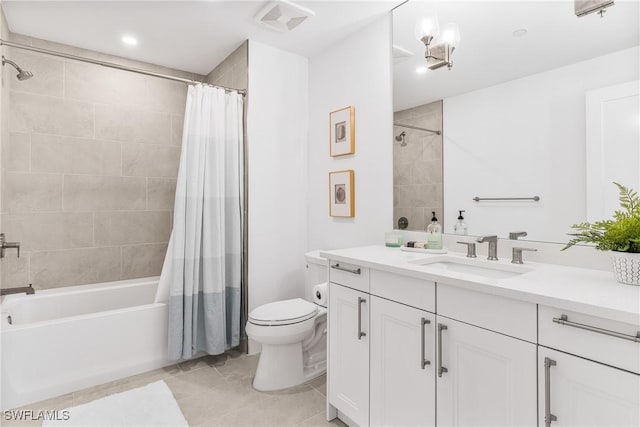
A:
248,298,318,326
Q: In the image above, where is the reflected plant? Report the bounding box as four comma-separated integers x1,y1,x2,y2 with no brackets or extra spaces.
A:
563,183,640,253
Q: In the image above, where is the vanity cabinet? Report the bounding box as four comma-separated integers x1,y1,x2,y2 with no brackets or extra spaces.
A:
369,295,436,427
538,348,640,427
436,317,537,426
328,282,370,426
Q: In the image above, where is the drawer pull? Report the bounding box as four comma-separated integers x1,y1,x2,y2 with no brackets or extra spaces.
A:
421,317,431,369
331,263,361,275
544,357,557,427
553,314,640,343
357,297,366,340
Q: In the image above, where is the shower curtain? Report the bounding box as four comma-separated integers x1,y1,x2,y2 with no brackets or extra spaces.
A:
156,84,244,360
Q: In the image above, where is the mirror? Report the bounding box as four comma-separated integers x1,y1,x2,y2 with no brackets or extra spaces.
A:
392,1,639,243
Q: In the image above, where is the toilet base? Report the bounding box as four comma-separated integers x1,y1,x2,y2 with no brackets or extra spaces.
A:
253,342,306,391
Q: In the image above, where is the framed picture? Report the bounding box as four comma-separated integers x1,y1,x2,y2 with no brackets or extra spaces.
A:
329,170,355,217
329,106,355,156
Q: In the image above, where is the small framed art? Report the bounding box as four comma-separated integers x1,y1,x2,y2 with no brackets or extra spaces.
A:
329,106,355,156
329,170,355,217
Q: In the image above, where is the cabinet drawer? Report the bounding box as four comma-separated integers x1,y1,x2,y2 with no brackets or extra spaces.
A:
370,269,435,313
437,284,537,342
329,261,369,293
539,305,640,374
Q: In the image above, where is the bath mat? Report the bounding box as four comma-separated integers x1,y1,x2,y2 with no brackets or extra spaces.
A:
43,380,188,427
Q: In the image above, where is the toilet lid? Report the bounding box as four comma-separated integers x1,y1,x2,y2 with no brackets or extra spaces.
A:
249,298,318,326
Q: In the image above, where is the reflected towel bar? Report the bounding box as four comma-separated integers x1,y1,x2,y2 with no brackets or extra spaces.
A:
473,196,540,202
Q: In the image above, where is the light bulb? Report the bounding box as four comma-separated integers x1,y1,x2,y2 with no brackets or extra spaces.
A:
440,23,460,48
121,35,138,46
414,11,440,43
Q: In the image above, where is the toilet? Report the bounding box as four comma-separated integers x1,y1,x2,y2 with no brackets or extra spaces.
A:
246,251,328,391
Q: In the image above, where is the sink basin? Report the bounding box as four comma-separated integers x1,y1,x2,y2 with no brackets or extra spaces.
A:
410,256,531,280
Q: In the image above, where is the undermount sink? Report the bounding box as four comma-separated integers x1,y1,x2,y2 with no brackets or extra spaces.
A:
410,256,532,280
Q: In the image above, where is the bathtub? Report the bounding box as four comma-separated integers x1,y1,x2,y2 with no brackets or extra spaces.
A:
0,277,170,410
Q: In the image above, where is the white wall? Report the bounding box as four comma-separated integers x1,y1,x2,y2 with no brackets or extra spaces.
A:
307,15,394,251
247,41,308,351
443,46,639,243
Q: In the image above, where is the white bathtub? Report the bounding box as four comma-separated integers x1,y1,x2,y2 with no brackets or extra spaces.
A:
0,277,170,410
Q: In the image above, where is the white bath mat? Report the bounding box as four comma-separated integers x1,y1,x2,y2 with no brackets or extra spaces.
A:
43,380,188,427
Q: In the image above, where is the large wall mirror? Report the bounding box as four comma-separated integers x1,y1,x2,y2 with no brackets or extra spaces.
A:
392,1,639,244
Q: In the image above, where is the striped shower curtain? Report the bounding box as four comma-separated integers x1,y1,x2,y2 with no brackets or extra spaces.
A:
156,84,244,360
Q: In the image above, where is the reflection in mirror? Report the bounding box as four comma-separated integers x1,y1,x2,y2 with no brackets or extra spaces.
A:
392,0,640,243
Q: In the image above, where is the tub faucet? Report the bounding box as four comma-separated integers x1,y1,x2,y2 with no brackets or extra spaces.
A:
0,284,35,296
0,233,20,258
477,235,498,261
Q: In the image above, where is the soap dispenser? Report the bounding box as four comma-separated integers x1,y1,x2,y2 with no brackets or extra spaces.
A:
454,210,468,236
426,211,443,249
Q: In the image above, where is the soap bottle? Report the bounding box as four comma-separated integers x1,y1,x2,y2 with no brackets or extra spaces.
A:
426,211,443,249
454,210,468,236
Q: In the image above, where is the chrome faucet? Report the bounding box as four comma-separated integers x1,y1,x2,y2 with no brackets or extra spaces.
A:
509,231,528,240
477,235,498,261
1,284,35,296
0,233,20,258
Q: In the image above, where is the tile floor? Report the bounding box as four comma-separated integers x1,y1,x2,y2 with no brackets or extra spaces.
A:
4,349,346,427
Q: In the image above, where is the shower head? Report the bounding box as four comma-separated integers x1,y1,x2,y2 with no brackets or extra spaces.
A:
395,131,407,146
2,56,34,81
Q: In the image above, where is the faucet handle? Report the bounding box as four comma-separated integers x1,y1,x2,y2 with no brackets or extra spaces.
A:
512,247,537,264
509,231,528,240
457,241,477,258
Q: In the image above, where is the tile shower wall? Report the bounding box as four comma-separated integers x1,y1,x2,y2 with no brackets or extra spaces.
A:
393,100,443,231
0,34,204,290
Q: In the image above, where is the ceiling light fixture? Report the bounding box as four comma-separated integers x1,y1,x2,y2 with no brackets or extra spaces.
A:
415,11,460,71
121,35,138,46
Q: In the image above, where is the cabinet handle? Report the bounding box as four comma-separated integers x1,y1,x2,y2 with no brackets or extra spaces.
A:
437,323,448,377
421,317,431,369
544,357,558,427
553,314,640,343
357,297,366,340
331,263,361,275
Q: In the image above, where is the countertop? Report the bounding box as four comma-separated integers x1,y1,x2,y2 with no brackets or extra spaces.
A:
320,245,640,325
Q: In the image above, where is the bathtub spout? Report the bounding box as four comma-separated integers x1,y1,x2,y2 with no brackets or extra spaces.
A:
1,284,35,296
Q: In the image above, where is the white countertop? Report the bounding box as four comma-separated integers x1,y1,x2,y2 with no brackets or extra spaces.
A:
320,245,640,326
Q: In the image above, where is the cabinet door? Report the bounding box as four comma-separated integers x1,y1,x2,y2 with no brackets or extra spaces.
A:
328,283,369,426
370,296,436,427
437,317,537,426
539,348,640,427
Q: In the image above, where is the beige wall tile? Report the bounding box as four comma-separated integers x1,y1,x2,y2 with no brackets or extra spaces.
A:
9,92,94,137
31,134,121,175
122,143,180,177
30,247,121,289
5,49,64,97
4,132,30,171
147,178,177,210
145,79,187,116
94,104,171,145
171,115,184,146
1,254,30,288
3,212,93,251
94,211,170,246
4,172,62,213
63,175,146,211
121,243,168,280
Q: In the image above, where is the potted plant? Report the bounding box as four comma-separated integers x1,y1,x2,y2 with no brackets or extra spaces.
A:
563,182,640,285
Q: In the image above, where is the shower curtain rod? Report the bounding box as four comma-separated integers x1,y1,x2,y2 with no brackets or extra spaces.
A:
394,122,441,135
0,39,247,96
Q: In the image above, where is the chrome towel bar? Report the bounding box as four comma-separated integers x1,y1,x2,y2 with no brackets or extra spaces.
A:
473,196,540,202
552,314,640,343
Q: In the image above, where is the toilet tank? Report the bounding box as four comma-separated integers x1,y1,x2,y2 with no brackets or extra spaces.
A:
304,250,329,302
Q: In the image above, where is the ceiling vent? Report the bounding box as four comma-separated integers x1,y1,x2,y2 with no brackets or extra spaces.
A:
254,1,315,33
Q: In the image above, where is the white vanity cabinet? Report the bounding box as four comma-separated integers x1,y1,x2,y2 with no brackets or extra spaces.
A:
436,317,537,426
369,295,436,427
328,281,370,426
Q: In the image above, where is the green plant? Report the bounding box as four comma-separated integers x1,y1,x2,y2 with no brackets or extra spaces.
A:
563,182,640,253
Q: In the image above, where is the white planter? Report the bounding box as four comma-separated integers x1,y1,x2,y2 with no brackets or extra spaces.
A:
611,251,640,286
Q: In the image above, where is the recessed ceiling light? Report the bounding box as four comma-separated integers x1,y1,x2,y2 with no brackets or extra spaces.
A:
121,35,138,46
416,66,428,75
512,29,528,37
